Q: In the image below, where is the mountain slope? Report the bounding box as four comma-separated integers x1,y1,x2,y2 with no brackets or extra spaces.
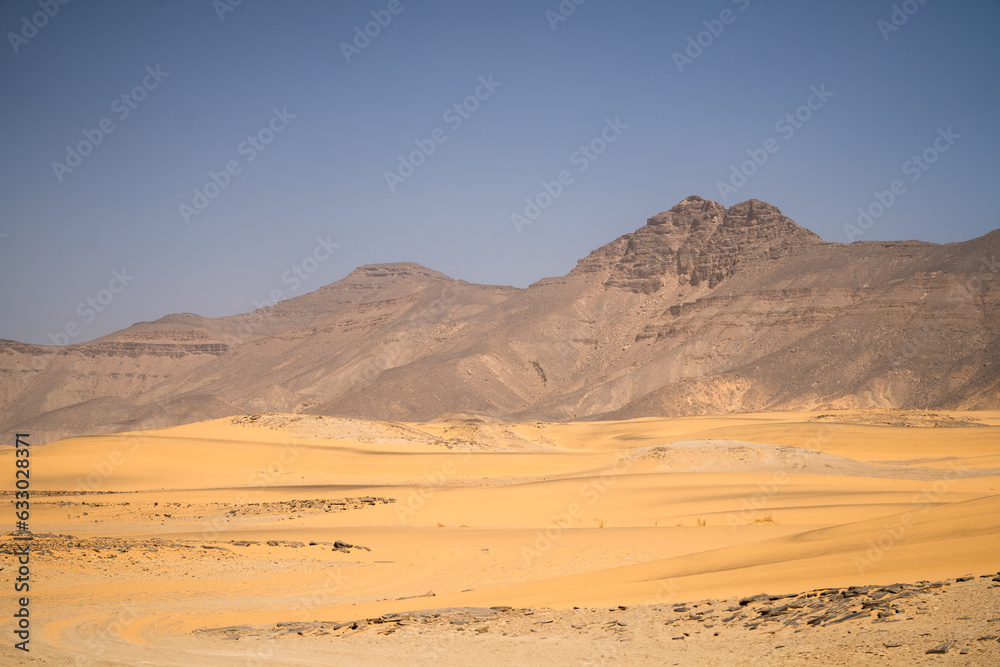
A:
2,197,997,443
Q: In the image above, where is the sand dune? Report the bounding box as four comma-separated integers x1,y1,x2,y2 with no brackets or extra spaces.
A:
1,410,998,664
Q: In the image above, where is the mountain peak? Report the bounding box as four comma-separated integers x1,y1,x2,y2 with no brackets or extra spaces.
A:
645,195,725,228
722,198,808,234
4,198,998,443
577,197,823,292
348,262,453,282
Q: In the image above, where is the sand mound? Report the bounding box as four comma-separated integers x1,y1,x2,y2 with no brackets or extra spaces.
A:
622,439,996,480
231,413,438,444
229,414,547,451
415,420,554,451
809,411,987,428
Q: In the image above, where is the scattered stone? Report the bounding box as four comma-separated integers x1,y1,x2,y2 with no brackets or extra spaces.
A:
768,593,797,601
194,625,253,634
739,595,769,606
167,572,1000,647
841,586,871,598
826,611,870,626
759,606,792,617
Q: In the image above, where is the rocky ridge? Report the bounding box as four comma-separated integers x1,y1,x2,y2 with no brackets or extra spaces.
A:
1,197,997,443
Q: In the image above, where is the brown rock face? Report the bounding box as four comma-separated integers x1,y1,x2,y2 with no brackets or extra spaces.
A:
577,196,822,293
2,197,998,443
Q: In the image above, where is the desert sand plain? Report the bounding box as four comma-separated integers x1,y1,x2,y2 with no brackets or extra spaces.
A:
2,409,999,665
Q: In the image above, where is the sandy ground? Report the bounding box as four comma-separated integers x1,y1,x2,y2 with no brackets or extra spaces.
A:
1,409,998,665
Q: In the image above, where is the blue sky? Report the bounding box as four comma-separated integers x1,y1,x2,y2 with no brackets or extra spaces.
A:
1,0,998,345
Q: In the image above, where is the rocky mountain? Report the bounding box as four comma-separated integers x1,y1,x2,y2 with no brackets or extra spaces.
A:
2,196,998,444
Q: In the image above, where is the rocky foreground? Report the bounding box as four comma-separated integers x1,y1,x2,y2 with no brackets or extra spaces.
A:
3,413,996,665
195,573,1000,665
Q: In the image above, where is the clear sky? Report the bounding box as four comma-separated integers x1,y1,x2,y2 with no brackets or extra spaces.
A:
1,0,998,345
